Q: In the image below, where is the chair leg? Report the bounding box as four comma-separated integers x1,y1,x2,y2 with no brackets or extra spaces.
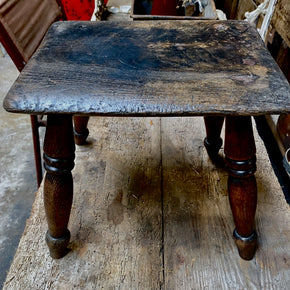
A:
204,116,224,159
30,115,43,187
73,116,90,145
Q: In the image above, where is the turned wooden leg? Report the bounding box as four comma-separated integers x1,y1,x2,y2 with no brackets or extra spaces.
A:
73,116,89,145
43,114,75,259
225,116,257,260
204,116,224,159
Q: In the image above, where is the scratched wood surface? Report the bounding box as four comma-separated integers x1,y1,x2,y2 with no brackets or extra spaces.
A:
4,21,290,116
4,117,290,289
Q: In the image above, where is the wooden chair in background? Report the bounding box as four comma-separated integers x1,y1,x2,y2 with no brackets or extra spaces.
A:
0,0,90,186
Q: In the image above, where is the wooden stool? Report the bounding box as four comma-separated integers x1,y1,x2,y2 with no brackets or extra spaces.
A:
4,21,290,260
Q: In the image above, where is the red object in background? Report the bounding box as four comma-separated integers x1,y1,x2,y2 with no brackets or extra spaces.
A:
151,0,178,16
60,0,109,20
61,0,94,20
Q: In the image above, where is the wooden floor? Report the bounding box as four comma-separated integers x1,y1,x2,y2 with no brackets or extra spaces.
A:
4,117,290,289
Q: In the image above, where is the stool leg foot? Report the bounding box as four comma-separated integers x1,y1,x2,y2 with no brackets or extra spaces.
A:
233,229,257,260
45,229,70,259
204,116,224,159
73,116,90,145
225,116,257,260
43,114,75,259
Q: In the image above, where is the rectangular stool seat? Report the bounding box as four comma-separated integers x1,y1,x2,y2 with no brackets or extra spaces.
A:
4,21,290,116
3,20,290,261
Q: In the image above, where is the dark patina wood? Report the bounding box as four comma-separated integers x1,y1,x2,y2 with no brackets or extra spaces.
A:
225,116,257,260
43,114,75,258
4,21,290,116
3,21,290,260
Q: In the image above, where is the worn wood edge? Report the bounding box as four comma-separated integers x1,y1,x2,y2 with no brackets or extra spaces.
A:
5,20,290,117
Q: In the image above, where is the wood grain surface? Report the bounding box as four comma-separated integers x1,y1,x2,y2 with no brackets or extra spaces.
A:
4,117,290,289
4,21,290,116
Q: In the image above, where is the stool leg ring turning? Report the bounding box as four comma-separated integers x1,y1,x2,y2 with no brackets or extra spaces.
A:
43,114,75,259
225,116,258,260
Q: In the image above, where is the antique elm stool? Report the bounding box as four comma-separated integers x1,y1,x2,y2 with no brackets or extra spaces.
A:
4,21,290,260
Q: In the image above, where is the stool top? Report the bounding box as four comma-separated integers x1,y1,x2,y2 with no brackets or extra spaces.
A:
4,20,290,116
